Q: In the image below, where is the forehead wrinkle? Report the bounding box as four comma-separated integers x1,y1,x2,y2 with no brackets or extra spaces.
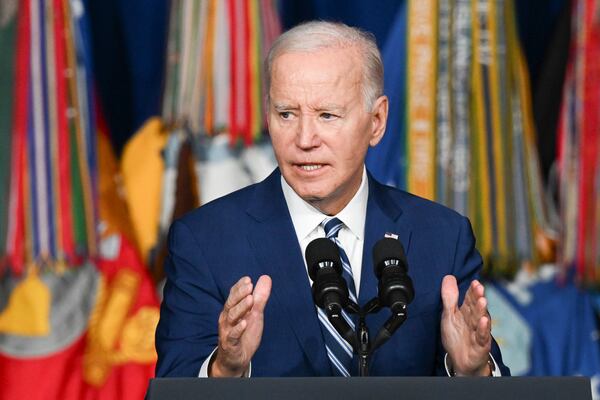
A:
273,50,361,85
270,50,365,110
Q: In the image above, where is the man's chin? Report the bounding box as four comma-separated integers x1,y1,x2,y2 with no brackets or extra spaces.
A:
300,194,333,214
293,191,323,205
287,181,328,203
300,194,325,205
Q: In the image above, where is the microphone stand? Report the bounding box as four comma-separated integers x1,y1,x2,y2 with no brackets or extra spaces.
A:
328,298,408,376
346,299,378,376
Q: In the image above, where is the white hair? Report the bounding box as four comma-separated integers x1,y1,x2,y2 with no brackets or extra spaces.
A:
265,21,384,110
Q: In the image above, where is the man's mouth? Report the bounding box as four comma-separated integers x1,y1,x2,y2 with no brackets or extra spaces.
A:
299,164,323,171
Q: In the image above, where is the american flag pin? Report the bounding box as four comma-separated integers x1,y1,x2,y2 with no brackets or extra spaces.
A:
384,232,399,239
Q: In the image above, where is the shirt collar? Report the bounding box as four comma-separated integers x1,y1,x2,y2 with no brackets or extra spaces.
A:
281,167,369,241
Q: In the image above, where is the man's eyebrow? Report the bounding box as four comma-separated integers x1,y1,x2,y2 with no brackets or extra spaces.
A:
272,103,345,112
273,103,297,111
313,104,345,112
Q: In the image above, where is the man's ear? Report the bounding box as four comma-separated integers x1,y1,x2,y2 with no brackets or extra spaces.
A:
369,95,388,147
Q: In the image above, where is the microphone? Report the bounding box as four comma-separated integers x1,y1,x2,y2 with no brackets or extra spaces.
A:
372,237,415,315
306,238,358,353
305,238,350,314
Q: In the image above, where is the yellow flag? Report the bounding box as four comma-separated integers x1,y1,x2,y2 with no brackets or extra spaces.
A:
120,117,167,263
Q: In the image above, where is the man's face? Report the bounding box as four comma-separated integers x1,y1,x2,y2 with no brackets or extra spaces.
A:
268,47,388,215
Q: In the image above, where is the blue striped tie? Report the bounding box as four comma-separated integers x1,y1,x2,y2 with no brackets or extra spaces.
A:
317,217,357,376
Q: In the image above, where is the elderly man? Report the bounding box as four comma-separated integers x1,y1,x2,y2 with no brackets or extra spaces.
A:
155,21,509,378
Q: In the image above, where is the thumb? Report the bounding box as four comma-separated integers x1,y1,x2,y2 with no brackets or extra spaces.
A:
441,275,459,313
252,275,272,313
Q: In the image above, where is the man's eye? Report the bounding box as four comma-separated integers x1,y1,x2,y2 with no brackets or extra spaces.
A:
321,113,337,120
279,111,292,120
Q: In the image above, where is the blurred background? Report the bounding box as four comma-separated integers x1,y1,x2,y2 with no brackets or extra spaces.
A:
0,0,599,398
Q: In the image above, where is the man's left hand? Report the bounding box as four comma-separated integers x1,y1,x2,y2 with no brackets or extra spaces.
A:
440,275,492,376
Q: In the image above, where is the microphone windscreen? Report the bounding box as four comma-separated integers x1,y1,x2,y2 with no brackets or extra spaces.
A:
305,238,340,280
372,238,407,276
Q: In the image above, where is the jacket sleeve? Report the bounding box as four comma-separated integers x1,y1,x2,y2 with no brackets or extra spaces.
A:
155,219,224,377
435,216,511,376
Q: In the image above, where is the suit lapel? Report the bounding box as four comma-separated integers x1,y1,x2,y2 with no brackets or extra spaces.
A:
359,175,412,306
246,169,331,376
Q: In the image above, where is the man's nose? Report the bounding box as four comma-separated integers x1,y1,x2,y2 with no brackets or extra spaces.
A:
295,115,321,149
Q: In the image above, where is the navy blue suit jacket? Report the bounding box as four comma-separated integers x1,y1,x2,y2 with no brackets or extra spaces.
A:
155,168,509,377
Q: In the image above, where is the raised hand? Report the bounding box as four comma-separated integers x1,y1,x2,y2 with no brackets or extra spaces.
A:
440,275,492,376
210,275,272,377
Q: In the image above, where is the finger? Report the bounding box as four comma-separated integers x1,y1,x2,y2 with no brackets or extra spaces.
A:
475,315,492,347
461,281,486,324
457,283,481,330
441,275,459,313
462,280,483,310
252,275,272,313
472,280,485,300
461,297,488,330
470,293,488,320
464,294,487,331
226,319,248,344
224,277,253,311
226,294,254,325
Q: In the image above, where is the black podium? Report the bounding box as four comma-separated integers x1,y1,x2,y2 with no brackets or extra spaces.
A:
147,376,591,400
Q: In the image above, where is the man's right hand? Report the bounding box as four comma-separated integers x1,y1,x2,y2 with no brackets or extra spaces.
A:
210,275,272,377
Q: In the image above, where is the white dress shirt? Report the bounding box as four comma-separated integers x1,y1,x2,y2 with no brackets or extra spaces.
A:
281,167,369,295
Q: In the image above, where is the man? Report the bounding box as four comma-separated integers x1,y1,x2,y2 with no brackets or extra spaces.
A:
155,21,509,378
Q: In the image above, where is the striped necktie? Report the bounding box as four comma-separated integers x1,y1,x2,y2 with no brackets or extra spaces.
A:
317,217,357,376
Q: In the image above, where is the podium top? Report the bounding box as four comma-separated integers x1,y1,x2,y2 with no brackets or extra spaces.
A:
147,376,591,400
